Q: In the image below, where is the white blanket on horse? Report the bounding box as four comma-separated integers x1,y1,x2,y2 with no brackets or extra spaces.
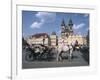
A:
58,45,69,53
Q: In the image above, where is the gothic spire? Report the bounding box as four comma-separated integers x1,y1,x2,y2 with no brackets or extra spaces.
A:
61,19,65,26
68,18,73,26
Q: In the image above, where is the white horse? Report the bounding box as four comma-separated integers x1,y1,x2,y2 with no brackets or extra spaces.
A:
56,44,73,61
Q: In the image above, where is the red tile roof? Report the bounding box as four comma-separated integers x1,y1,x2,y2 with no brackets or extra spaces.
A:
32,33,49,38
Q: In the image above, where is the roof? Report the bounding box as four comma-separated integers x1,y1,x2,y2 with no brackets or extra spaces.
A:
61,19,65,26
68,18,73,26
32,33,49,38
51,31,56,35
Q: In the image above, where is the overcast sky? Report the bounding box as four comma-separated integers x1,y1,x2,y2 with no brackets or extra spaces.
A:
22,11,89,38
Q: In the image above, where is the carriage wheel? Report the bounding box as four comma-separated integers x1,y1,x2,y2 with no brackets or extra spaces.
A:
25,51,34,61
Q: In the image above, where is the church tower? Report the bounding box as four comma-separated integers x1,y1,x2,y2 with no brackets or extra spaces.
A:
60,18,74,38
65,25,70,38
61,19,66,37
67,18,73,36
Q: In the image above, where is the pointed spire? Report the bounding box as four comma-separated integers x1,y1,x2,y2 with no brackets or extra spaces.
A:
68,18,73,26
61,19,65,26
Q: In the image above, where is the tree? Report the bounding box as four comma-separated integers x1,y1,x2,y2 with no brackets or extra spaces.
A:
22,37,29,46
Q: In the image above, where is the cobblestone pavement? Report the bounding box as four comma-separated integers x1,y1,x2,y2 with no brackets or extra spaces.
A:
22,49,89,69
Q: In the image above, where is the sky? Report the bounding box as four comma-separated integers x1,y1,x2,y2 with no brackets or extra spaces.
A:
22,11,89,38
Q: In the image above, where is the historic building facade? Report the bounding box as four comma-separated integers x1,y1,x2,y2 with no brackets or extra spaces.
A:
26,18,87,47
58,18,87,46
61,18,73,38
50,32,57,47
27,33,50,46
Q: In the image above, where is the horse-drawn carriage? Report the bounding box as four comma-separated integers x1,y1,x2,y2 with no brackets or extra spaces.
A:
25,44,56,61
24,43,74,62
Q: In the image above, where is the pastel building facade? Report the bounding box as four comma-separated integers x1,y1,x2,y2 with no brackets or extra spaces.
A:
26,18,87,47
27,33,50,46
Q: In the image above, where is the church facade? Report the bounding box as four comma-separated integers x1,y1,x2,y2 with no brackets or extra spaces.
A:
61,18,74,38
58,18,87,46
26,18,87,47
